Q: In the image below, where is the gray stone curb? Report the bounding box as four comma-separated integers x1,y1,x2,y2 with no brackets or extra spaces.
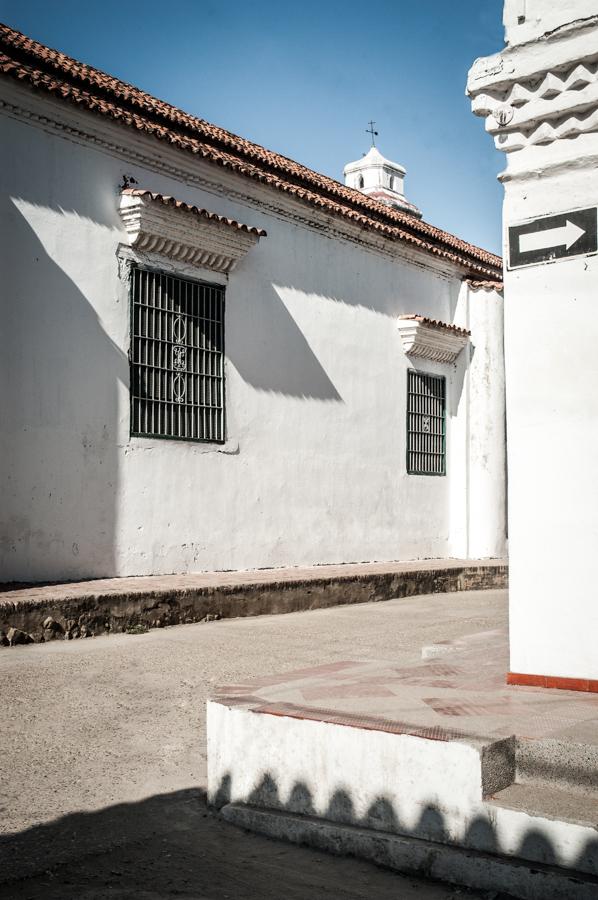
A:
0,560,507,646
221,802,597,900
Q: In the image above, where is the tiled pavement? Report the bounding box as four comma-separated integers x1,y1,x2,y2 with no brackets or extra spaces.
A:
214,628,598,746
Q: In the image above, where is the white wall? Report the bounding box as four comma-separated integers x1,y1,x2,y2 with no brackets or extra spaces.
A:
504,0,598,46
452,285,507,561
505,168,598,681
0,84,506,581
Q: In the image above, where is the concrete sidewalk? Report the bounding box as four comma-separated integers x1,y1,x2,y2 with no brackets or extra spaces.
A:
0,557,507,645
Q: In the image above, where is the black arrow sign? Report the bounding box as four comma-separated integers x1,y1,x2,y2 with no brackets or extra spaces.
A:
508,207,598,269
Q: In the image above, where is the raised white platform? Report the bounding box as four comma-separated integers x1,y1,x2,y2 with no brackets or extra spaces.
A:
207,630,598,898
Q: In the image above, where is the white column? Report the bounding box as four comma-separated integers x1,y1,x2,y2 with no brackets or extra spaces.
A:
450,283,507,561
468,1,598,684
467,285,507,561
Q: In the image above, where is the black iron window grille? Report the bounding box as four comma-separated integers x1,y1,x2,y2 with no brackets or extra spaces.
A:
130,267,225,443
406,370,446,476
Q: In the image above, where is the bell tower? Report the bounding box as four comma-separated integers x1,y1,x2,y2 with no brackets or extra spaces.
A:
343,133,421,218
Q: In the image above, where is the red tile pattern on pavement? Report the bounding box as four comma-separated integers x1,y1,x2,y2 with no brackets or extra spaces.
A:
213,629,598,748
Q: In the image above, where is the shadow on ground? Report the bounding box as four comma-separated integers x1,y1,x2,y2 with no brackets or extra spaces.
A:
0,788,486,900
209,770,598,899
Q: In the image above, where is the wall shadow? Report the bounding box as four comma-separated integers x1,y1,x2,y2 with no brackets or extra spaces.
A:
0,194,128,582
267,258,462,322
226,276,464,403
226,228,464,400
227,282,343,401
214,769,598,894
410,350,468,420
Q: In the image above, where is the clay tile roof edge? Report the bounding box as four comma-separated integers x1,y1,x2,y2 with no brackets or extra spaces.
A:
0,22,501,280
465,279,504,291
123,188,267,237
398,314,471,336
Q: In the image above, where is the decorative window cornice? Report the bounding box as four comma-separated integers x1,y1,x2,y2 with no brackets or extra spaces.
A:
119,189,266,274
465,279,503,292
397,315,470,364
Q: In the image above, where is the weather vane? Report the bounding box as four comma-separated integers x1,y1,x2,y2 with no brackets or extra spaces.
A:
366,120,379,147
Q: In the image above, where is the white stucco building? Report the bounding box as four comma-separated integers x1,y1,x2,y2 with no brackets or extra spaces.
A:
468,1,598,687
0,23,506,583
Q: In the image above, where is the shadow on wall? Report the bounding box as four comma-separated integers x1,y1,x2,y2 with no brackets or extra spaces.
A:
0,195,128,582
226,235,462,401
211,770,598,891
410,349,469,420
267,251,462,322
227,281,343,402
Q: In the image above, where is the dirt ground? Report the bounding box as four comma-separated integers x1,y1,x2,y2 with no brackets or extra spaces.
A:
0,589,508,899
1,788,499,899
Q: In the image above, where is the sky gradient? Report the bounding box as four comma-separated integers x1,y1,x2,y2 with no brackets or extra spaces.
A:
0,0,506,254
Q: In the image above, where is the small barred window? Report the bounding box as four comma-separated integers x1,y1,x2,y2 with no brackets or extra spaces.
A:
130,268,225,443
406,370,446,476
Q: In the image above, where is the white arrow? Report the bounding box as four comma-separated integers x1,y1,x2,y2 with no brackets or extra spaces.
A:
519,220,586,254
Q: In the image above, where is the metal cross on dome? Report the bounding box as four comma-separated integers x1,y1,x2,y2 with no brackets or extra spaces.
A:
366,121,379,147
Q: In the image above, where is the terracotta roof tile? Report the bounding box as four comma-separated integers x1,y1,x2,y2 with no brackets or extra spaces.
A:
0,23,502,281
465,279,504,292
359,189,421,217
398,314,471,336
122,188,267,236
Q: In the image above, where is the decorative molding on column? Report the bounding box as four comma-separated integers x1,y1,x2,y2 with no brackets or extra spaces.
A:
467,18,598,159
397,315,470,364
119,189,266,274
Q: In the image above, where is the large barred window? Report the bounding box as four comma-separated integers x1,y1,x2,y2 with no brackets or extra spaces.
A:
130,267,225,443
406,370,446,476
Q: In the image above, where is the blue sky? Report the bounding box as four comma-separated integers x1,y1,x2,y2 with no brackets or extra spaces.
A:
0,0,505,253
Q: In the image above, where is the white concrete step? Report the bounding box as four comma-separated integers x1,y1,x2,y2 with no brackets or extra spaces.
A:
222,802,598,900
488,781,598,829
515,737,598,795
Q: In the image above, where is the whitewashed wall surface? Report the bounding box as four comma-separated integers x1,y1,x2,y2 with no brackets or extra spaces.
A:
0,79,506,581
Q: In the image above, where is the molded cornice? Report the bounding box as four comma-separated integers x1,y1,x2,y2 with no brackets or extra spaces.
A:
119,190,264,273
397,316,470,364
